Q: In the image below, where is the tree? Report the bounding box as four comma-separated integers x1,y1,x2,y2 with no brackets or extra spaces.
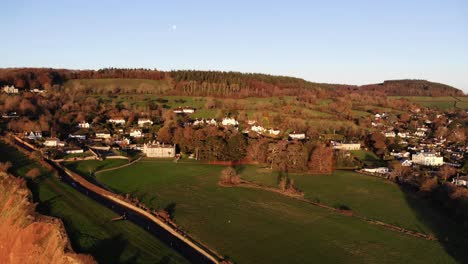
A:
0,161,12,173
438,165,457,182
157,126,173,143
219,167,241,185
308,143,333,174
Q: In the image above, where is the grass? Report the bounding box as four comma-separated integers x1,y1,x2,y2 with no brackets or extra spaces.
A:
93,160,459,264
389,96,468,110
350,149,385,167
65,159,129,176
0,142,188,264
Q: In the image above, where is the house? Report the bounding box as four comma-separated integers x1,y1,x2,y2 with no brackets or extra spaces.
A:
2,85,19,94
129,129,143,138
69,134,86,140
414,131,426,137
207,119,218,126
2,111,18,118
25,131,42,140
363,167,389,174
65,149,84,154
77,122,90,129
142,141,176,158
30,88,45,93
332,141,361,150
247,120,257,125
95,132,111,139
43,138,65,147
412,152,444,166
268,128,280,136
251,125,266,134
138,118,153,127
401,159,413,167
397,132,410,138
452,178,468,187
222,118,238,126
173,107,195,114
384,131,396,138
289,132,306,140
108,117,126,125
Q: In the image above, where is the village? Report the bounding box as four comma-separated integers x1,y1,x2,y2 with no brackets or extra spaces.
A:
1,83,466,189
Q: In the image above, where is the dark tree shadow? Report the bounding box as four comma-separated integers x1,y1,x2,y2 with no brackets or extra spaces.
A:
401,185,468,263
89,234,129,264
165,202,177,219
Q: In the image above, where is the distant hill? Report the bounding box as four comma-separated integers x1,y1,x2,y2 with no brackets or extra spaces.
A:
0,68,464,97
356,80,464,96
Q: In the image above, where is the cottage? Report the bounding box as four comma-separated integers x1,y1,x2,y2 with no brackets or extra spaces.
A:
397,132,410,138
43,138,65,147
412,152,444,166
69,134,86,140
268,128,280,136
78,122,90,129
2,85,19,94
142,141,176,158
452,178,468,187
363,167,389,174
384,131,396,138
332,141,361,150
95,132,111,139
289,133,306,140
129,129,143,138
65,149,84,154
222,118,238,126
251,125,266,134
108,117,126,125
30,88,45,93
247,120,257,125
138,118,153,127
25,131,42,140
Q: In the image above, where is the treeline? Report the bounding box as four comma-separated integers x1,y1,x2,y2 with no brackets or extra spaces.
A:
355,80,464,96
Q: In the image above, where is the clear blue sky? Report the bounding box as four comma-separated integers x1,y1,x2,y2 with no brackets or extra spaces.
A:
1,0,467,92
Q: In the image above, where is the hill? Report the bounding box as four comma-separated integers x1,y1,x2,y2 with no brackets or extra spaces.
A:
1,68,463,97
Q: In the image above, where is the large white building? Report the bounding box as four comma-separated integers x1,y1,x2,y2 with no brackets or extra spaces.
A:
142,141,176,158
78,122,90,129
138,118,153,127
289,133,306,140
108,117,126,125
412,152,444,166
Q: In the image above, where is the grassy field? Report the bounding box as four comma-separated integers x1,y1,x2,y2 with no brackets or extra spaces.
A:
350,149,385,167
0,142,188,264
389,96,468,110
93,160,460,264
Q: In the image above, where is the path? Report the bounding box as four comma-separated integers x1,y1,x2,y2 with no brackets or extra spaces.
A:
94,156,142,174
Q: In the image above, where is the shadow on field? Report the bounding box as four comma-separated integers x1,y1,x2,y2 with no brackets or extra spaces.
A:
89,234,131,264
401,185,468,263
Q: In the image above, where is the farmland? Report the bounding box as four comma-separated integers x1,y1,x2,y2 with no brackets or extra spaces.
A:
389,96,468,110
0,142,188,264
88,159,461,264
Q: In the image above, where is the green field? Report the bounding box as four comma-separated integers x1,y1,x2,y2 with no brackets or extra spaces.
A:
0,142,188,264
389,96,468,110
92,160,462,264
350,149,385,167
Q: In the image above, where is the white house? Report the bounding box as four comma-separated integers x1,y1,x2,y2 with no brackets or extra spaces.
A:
412,152,444,166
78,122,90,129
384,131,396,138
2,85,19,94
289,133,306,140
332,141,361,150
129,129,143,138
247,120,257,125
363,167,389,174
43,138,65,147
174,107,195,114
65,149,84,154
30,88,45,93
452,179,468,187
222,118,238,126
268,128,280,136
142,141,176,158
251,125,266,134
25,131,42,140
69,134,86,140
414,131,426,137
138,118,153,127
108,117,126,125
397,132,410,138
96,132,111,139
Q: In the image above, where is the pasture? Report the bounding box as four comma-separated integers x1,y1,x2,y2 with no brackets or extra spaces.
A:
0,142,188,264
93,159,460,264
389,96,468,110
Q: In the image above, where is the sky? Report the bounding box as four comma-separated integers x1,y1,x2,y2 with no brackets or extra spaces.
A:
1,0,467,92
